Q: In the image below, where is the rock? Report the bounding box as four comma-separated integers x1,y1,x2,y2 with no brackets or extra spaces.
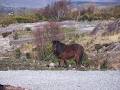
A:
49,62,55,68
72,68,76,70
4,85,25,90
91,19,120,36
0,84,26,90
107,19,120,33
0,84,4,90
88,41,120,70
0,36,12,54
2,32,12,38
103,42,120,52
68,64,72,68
89,50,120,70
108,63,120,70
93,42,120,53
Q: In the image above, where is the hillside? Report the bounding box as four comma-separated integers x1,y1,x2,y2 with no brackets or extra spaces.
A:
0,70,120,90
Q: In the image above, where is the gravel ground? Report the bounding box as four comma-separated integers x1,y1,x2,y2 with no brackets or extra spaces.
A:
0,70,120,90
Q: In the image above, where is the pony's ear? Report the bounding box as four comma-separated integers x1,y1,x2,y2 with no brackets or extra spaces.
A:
52,40,60,44
52,40,55,44
52,40,56,45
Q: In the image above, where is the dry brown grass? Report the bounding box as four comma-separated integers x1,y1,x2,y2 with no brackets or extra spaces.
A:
74,33,120,70
76,33,120,52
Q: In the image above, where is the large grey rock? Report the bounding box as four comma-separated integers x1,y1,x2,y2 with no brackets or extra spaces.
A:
91,20,120,36
88,42,120,70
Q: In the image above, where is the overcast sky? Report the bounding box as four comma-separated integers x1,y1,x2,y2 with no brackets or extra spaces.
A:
1,0,120,8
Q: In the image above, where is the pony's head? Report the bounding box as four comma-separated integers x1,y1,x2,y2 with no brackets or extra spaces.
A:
52,40,65,55
52,40,60,45
52,40,60,51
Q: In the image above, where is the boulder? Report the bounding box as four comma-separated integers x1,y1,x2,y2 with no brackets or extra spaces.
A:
88,42,120,70
0,84,26,90
91,20,120,36
49,62,55,67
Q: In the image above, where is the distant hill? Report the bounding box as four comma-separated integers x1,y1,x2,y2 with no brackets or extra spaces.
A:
0,1,120,14
0,6,33,15
70,1,120,8
0,6,14,13
71,1,120,6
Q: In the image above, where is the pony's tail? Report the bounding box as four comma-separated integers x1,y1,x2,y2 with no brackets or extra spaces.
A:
79,51,85,65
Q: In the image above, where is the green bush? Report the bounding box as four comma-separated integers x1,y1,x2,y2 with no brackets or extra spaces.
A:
100,60,108,70
79,14,89,21
82,53,90,68
35,43,59,64
67,59,76,66
26,53,31,59
13,15,38,23
35,13,47,20
0,16,16,27
15,48,21,59
0,15,39,26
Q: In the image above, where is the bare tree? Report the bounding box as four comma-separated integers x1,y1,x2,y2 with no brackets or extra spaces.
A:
33,21,64,60
87,4,96,14
43,0,69,21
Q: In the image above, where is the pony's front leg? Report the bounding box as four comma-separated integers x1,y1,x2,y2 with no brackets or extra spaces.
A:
64,60,68,68
58,60,61,67
75,60,80,69
75,55,81,69
59,59,68,68
58,59,64,67
76,61,85,69
61,59,65,67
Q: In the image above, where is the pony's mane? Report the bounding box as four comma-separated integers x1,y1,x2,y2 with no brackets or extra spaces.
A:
58,41,66,46
52,40,66,56
52,40,66,47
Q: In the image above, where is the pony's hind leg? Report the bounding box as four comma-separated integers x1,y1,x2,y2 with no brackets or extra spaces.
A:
75,53,85,69
59,59,68,68
75,60,80,70
64,60,68,68
59,59,65,67
56,59,62,67
75,55,81,69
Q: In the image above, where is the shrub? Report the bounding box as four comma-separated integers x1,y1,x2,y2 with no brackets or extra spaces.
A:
0,16,16,27
14,15,38,23
35,13,47,20
79,14,89,21
67,59,76,66
26,53,31,59
100,60,108,70
82,53,90,68
25,27,32,31
15,48,21,59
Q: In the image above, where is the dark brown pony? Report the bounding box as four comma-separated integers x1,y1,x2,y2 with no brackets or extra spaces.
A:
52,40,84,67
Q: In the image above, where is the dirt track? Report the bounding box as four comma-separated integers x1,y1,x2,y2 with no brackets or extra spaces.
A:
0,70,120,90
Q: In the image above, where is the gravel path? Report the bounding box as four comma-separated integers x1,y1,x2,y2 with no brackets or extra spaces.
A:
0,70,120,90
